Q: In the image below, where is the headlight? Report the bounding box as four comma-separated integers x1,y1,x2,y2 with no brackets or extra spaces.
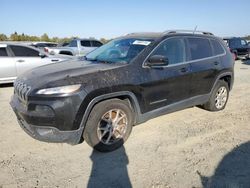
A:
36,84,81,95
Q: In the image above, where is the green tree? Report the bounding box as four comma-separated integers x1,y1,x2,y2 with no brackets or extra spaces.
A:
41,33,50,42
244,35,250,40
0,33,8,41
20,33,26,41
51,37,59,42
10,31,19,41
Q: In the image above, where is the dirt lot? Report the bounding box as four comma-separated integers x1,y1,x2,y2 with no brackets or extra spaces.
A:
0,60,250,188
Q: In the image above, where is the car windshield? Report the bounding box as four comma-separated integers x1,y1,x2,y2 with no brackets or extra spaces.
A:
85,38,153,64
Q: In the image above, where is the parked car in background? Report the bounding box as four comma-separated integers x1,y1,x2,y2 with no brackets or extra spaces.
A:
44,38,103,56
223,37,250,60
0,43,70,84
10,30,234,152
57,42,70,47
30,42,58,49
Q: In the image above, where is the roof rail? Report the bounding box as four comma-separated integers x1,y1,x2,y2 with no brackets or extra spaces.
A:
163,30,214,35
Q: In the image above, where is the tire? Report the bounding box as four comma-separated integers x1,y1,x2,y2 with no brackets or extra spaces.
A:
83,99,134,152
203,80,229,111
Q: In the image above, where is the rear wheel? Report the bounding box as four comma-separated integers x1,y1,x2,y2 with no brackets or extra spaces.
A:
83,99,134,152
203,80,229,111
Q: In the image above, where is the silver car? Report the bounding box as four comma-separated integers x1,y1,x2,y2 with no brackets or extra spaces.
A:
0,43,69,84
45,39,103,56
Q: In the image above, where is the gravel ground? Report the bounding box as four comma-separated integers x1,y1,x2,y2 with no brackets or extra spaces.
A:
0,60,250,188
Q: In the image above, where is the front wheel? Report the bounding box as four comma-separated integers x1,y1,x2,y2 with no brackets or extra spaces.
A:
203,80,229,111
83,99,134,152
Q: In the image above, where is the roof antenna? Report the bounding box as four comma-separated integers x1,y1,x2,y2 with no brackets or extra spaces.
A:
193,26,198,34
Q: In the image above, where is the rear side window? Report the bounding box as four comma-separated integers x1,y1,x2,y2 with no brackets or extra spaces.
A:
151,38,186,65
91,41,102,47
187,38,212,60
81,40,91,47
0,48,8,57
47,43,57,47
210,39,225,55
10,45,39,57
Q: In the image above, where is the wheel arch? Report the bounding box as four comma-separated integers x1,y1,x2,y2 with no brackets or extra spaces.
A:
219,75,232,90
212,72,233,92
79,91,142,130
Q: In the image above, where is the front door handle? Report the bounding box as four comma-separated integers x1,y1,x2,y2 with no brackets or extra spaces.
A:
214,61,220,66
17,59,25,63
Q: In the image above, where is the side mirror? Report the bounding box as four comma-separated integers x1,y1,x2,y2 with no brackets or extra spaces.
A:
39,53,47,58
146,55,169,67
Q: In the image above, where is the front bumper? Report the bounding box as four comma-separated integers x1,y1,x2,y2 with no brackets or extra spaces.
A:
16,113,83,145
10,93,85,145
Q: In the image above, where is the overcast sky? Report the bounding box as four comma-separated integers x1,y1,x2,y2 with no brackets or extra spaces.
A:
1,0,250,39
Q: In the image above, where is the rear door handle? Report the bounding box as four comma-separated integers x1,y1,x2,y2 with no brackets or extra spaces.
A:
214,61,220,66
17,59,25,63
180,67,188,73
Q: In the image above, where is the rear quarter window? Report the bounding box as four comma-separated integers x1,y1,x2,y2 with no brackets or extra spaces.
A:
210,39,225,55
187,38,212,60
0,47,8,57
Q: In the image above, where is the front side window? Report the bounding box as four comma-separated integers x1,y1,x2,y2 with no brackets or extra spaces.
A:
188,38,212,60
150,38,186,65
229,39,240,47
86,38,152,64
81,40,91,47
10,45,39,57
211,39,225,55
0,47,8,57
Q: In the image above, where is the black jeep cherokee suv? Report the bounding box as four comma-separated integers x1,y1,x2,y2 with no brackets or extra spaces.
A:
11,30,234,152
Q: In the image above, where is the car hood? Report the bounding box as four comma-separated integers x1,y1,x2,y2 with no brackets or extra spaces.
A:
17,60,123,89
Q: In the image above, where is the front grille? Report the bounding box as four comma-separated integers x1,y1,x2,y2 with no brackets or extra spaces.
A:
14,80,31,101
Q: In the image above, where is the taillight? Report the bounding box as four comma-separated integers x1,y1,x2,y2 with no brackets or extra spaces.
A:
44,47,48,53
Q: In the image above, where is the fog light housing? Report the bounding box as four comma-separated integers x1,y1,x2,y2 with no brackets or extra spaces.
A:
35,105,54,116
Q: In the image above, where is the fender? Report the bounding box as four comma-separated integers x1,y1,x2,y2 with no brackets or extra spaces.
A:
79,91,142,129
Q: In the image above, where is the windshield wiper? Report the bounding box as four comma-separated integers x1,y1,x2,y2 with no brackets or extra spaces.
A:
87,58,112,64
